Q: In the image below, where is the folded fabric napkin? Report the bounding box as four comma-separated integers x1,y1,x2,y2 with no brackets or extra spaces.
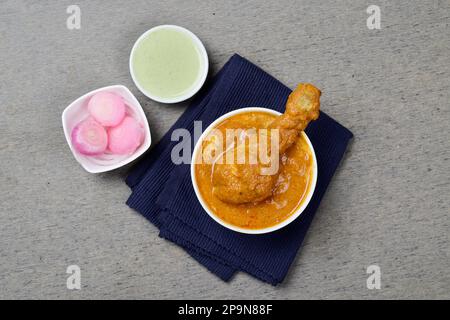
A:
126,54,353,285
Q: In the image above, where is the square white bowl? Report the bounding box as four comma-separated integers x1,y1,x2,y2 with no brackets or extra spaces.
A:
62,85,151,173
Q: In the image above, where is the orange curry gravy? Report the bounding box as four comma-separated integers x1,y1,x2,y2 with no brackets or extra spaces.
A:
195,111,314,230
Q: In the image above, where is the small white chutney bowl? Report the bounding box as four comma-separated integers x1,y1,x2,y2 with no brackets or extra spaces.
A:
129,25,209,104
62,85,151,173
191,107,318,234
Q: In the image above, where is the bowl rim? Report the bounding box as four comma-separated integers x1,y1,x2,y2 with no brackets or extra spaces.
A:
129,24,209,104
62,84,152,173
190,107,318,234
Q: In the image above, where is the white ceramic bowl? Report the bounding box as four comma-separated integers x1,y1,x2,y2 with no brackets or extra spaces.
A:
191,107,317,234
62,85,151,173
129,25,209,104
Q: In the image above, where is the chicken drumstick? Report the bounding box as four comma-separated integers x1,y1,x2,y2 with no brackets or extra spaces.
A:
211,83,321,204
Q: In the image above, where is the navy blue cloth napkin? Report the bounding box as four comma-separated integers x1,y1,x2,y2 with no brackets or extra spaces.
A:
126,54,353,285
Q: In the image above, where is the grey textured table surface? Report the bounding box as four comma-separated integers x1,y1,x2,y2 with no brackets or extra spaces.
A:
1,0,449,299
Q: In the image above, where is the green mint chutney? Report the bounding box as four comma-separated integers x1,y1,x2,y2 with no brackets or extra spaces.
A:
131,28,203,100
